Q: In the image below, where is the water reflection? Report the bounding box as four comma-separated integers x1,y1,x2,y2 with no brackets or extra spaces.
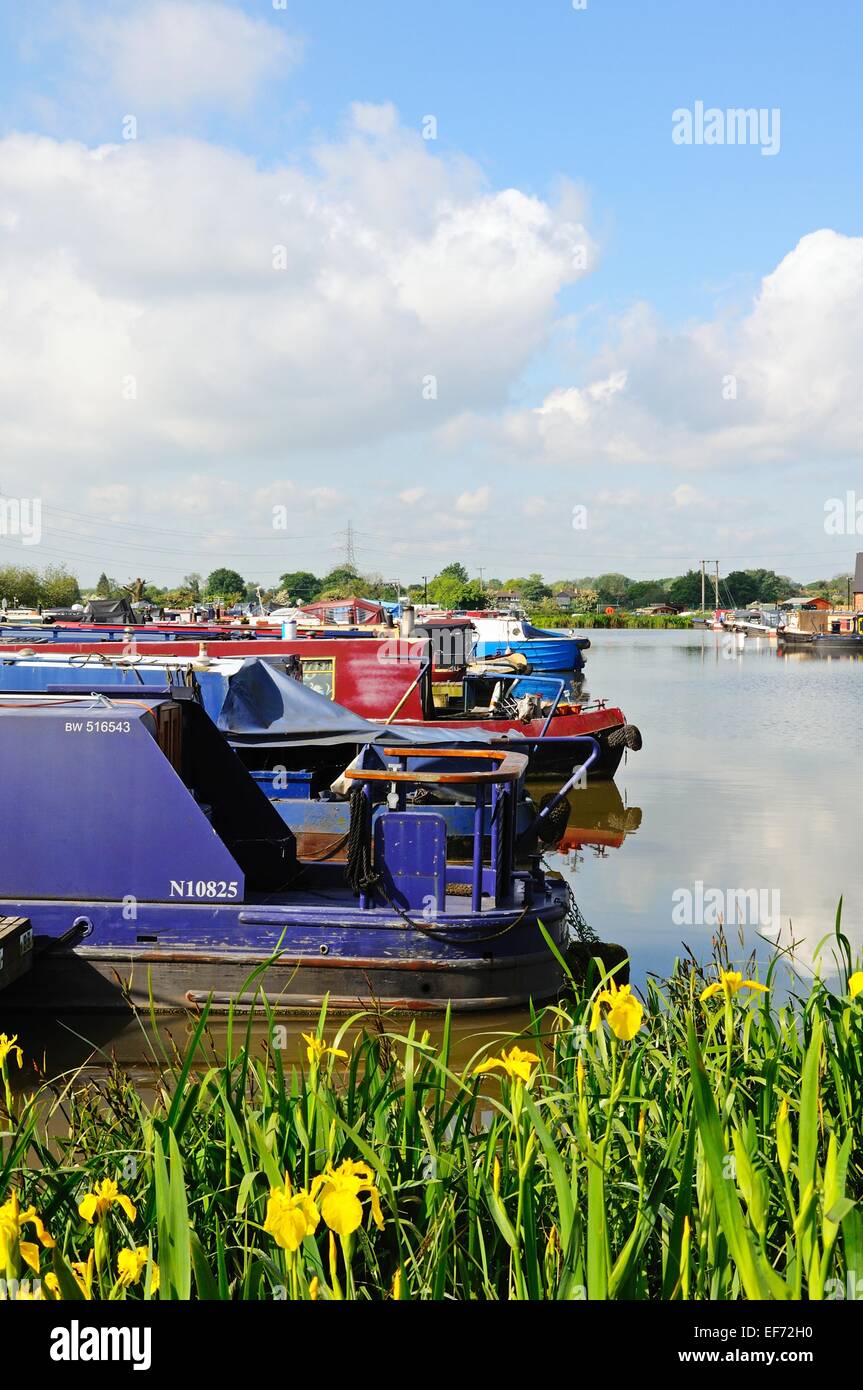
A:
558,628,863,987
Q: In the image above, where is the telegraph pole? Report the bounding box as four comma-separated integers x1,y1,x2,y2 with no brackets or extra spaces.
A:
700,560,706,613
713,560,720,610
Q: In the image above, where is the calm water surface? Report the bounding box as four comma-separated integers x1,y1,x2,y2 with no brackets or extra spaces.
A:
9,628,862,1080
554,628,863,984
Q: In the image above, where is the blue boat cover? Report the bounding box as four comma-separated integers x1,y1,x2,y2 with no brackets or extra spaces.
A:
219,658,493,749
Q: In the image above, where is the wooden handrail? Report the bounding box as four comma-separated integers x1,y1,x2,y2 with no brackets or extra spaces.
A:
343,746,529,785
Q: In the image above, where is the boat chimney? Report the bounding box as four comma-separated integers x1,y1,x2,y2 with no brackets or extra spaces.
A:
282,618,298,640
401,604,415,638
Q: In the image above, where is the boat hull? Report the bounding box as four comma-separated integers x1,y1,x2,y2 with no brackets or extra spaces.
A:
405,707,636,778
472,636,585,672
779,631,863,652
0,895,570,1015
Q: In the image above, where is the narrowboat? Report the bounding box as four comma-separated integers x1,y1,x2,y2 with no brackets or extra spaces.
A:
0,653,599,869
0,639,641,778
778,614,863,653
470,616,588,673
0,691,578,1015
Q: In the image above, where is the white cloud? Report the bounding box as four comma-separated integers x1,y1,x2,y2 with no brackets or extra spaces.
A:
350,102,399,137
399,486,427,505
488,230,863,478
596,488,640,507
455,486,491,514
672,484,700,507
0,109,591,507
77,1,301,112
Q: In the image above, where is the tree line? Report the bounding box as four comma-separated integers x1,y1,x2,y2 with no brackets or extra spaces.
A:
0,560,850,613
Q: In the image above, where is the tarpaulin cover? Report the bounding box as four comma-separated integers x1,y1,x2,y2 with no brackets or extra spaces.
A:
218,658,494,750
82,597,140,624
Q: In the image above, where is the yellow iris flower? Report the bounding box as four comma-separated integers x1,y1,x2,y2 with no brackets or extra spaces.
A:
44,1250,96,1300
699,970,769,1004
311,1159,385,1238
263,1174,320,1252
302,1033,349,1067
72,1252,95,1296
849,971,863,1000
0,1034,23,1070
0,1192,56,1274
117,1246,160,1291
590,980,644,1041
78,1179,137,1225
473,1045,539,1085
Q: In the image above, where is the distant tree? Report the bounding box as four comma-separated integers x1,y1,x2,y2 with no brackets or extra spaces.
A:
205,568,246,602
437,562,469,585
278,571,321,603
0,566,42,607
40,566,81,607
182,573,202,599
723,571,760,606
724,568,784,604
96,572,111,598
627,580,671,608
318,566,359,598
427,575,464,609
803,572,851,605
667,570,704,608
460,580,489,610
520,573,552,603
593,573,631,606
163,587,199,607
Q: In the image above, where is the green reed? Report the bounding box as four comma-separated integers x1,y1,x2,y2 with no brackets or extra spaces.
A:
1,910,861,1301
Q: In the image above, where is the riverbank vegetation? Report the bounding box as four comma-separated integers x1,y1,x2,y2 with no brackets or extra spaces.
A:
2,919,861,1302
531,609,692,630
1,558,849,617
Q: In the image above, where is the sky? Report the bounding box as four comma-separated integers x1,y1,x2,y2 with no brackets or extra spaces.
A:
0,0,861,589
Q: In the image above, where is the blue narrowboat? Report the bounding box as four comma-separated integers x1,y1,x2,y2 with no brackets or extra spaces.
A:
0,691,576,1014
470,617,589,673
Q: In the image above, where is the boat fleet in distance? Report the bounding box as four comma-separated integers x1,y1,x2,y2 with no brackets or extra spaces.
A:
694,602,863,654
0,600,642,1017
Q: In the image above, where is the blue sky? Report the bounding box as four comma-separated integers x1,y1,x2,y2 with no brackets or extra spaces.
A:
0,0,861,587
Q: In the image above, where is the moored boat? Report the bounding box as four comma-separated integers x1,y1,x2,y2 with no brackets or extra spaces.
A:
0,692,576,1014
778,623,863,653
0,638,641,779
469,616,588,673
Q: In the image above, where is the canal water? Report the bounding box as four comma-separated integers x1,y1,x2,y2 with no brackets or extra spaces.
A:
554,627,863,989
7,628,862,1081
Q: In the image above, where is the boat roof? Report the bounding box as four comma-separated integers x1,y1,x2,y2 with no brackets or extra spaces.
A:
0,693,167,720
